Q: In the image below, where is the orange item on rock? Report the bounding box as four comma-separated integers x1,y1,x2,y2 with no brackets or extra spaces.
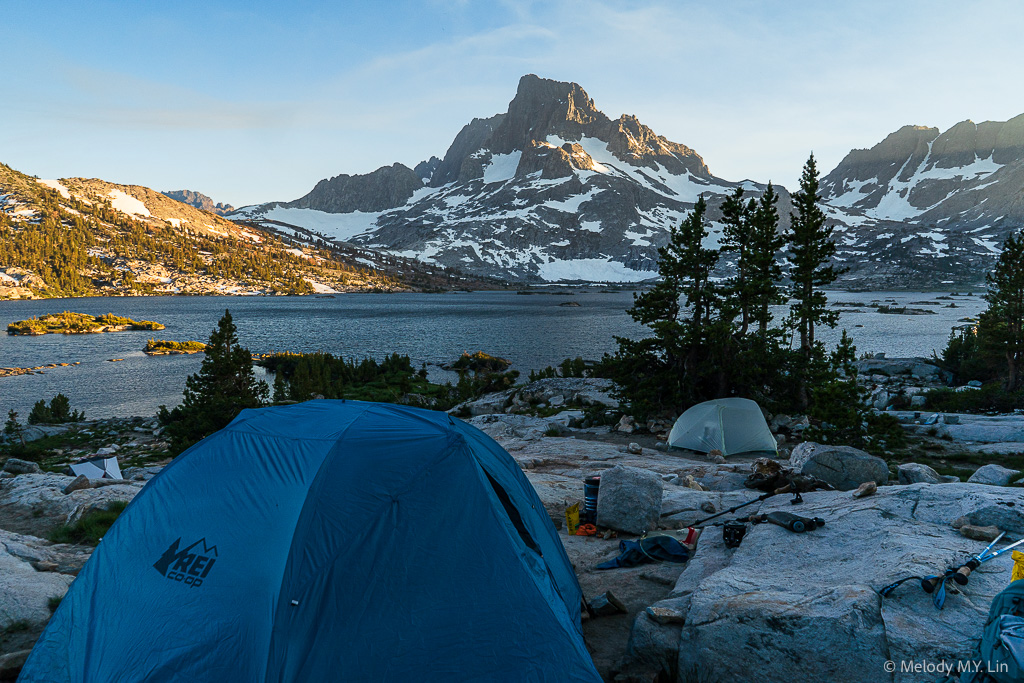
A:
575,523,598,537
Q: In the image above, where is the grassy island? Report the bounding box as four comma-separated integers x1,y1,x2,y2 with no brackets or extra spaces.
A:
449,351,512,373
144,339,207,355
7,311,165,335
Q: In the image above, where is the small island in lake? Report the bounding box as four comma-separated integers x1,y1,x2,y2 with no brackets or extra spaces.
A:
144,339,207,355
446,350,512,373
7,312,165,335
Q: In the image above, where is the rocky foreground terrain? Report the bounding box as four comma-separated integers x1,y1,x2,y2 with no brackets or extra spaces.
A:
1,368,1023,681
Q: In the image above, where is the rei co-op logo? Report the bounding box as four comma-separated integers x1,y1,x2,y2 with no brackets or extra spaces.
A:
153,537,218,588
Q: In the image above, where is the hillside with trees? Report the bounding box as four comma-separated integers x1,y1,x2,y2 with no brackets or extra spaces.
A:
0,163,494,300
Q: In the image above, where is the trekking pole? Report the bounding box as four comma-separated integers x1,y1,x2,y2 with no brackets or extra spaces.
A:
690,485,792,528
882,535,1024,610
948,532,1005,585
954,536,1024,585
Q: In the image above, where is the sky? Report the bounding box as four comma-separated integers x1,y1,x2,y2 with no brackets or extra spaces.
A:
2,0,1024,207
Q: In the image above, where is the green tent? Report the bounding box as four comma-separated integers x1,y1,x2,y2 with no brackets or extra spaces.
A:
668,398,777,456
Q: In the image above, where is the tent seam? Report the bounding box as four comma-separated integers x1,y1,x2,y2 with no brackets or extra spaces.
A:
260,408,460,681
259,403,373,683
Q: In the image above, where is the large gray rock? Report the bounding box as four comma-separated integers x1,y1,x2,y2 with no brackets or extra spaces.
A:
934,414,1024,443
0,529,74,630
911,362,942,380
596,465,663,534
120,465,164,482
454,388,516,416
452,377,619,416
966,442,1024,455
18,424,72,443
0,473,142,532
854,357,939,378
0,528,93,575
897,462,944,485
790,442,889,491
516,377,615,405
2,458,41,475
465,414,563,442
0,650,32,680
547,410,584,429
622,483,1024,683
967,463,1021,486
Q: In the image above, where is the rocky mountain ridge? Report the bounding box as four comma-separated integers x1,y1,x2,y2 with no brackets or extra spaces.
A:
160,190,234,216
233,75,1024,288
232,74,763,283
815,117,1024,288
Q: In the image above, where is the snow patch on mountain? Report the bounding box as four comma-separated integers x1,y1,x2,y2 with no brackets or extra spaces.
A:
37,179,70,199
107,189,150,218
258,206,382,242
544,188,602,212
483,152,522,184
537,257,655,282
547,135,729,203
302,278,338,294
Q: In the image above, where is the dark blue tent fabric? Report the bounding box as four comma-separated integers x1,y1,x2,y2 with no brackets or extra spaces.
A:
19,400,600,682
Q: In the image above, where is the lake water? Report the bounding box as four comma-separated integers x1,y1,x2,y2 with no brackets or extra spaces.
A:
0,290,985,420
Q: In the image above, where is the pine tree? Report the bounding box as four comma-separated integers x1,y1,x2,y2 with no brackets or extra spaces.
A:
607,196,734,415
788,154,844,351
985,230,1024,391
747,182,787,333
159,309,268,454
787,154,847,408
28,400,52,425
4,410,24,445
674,196,721,334
272,371,289,403
720,188,756,334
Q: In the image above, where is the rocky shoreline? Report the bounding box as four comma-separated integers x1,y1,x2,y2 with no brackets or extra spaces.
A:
0,362,81,378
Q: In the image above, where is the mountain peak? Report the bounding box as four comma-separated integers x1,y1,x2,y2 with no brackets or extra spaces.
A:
161,189,235,215
513,74,600,122
487,75,606,155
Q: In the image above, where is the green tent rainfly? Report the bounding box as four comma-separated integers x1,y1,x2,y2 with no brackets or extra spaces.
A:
668,398,778,456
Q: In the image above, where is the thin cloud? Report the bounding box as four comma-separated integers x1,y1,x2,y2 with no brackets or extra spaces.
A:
32,64,300,131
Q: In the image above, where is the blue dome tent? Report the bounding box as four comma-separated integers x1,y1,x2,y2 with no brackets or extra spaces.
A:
20,400,600,682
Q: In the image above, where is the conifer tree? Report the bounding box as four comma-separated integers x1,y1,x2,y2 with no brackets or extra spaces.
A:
160,309,267,454
720,188,756,334
4,410,24,445
788,154,844,351
787,154,847,408
272,371,289,404
748,182,787,333
674,196,721,334
608,196,732,414
985,230,1024,391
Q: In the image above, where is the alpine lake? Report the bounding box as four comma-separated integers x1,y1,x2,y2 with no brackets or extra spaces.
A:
0,289,986,420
